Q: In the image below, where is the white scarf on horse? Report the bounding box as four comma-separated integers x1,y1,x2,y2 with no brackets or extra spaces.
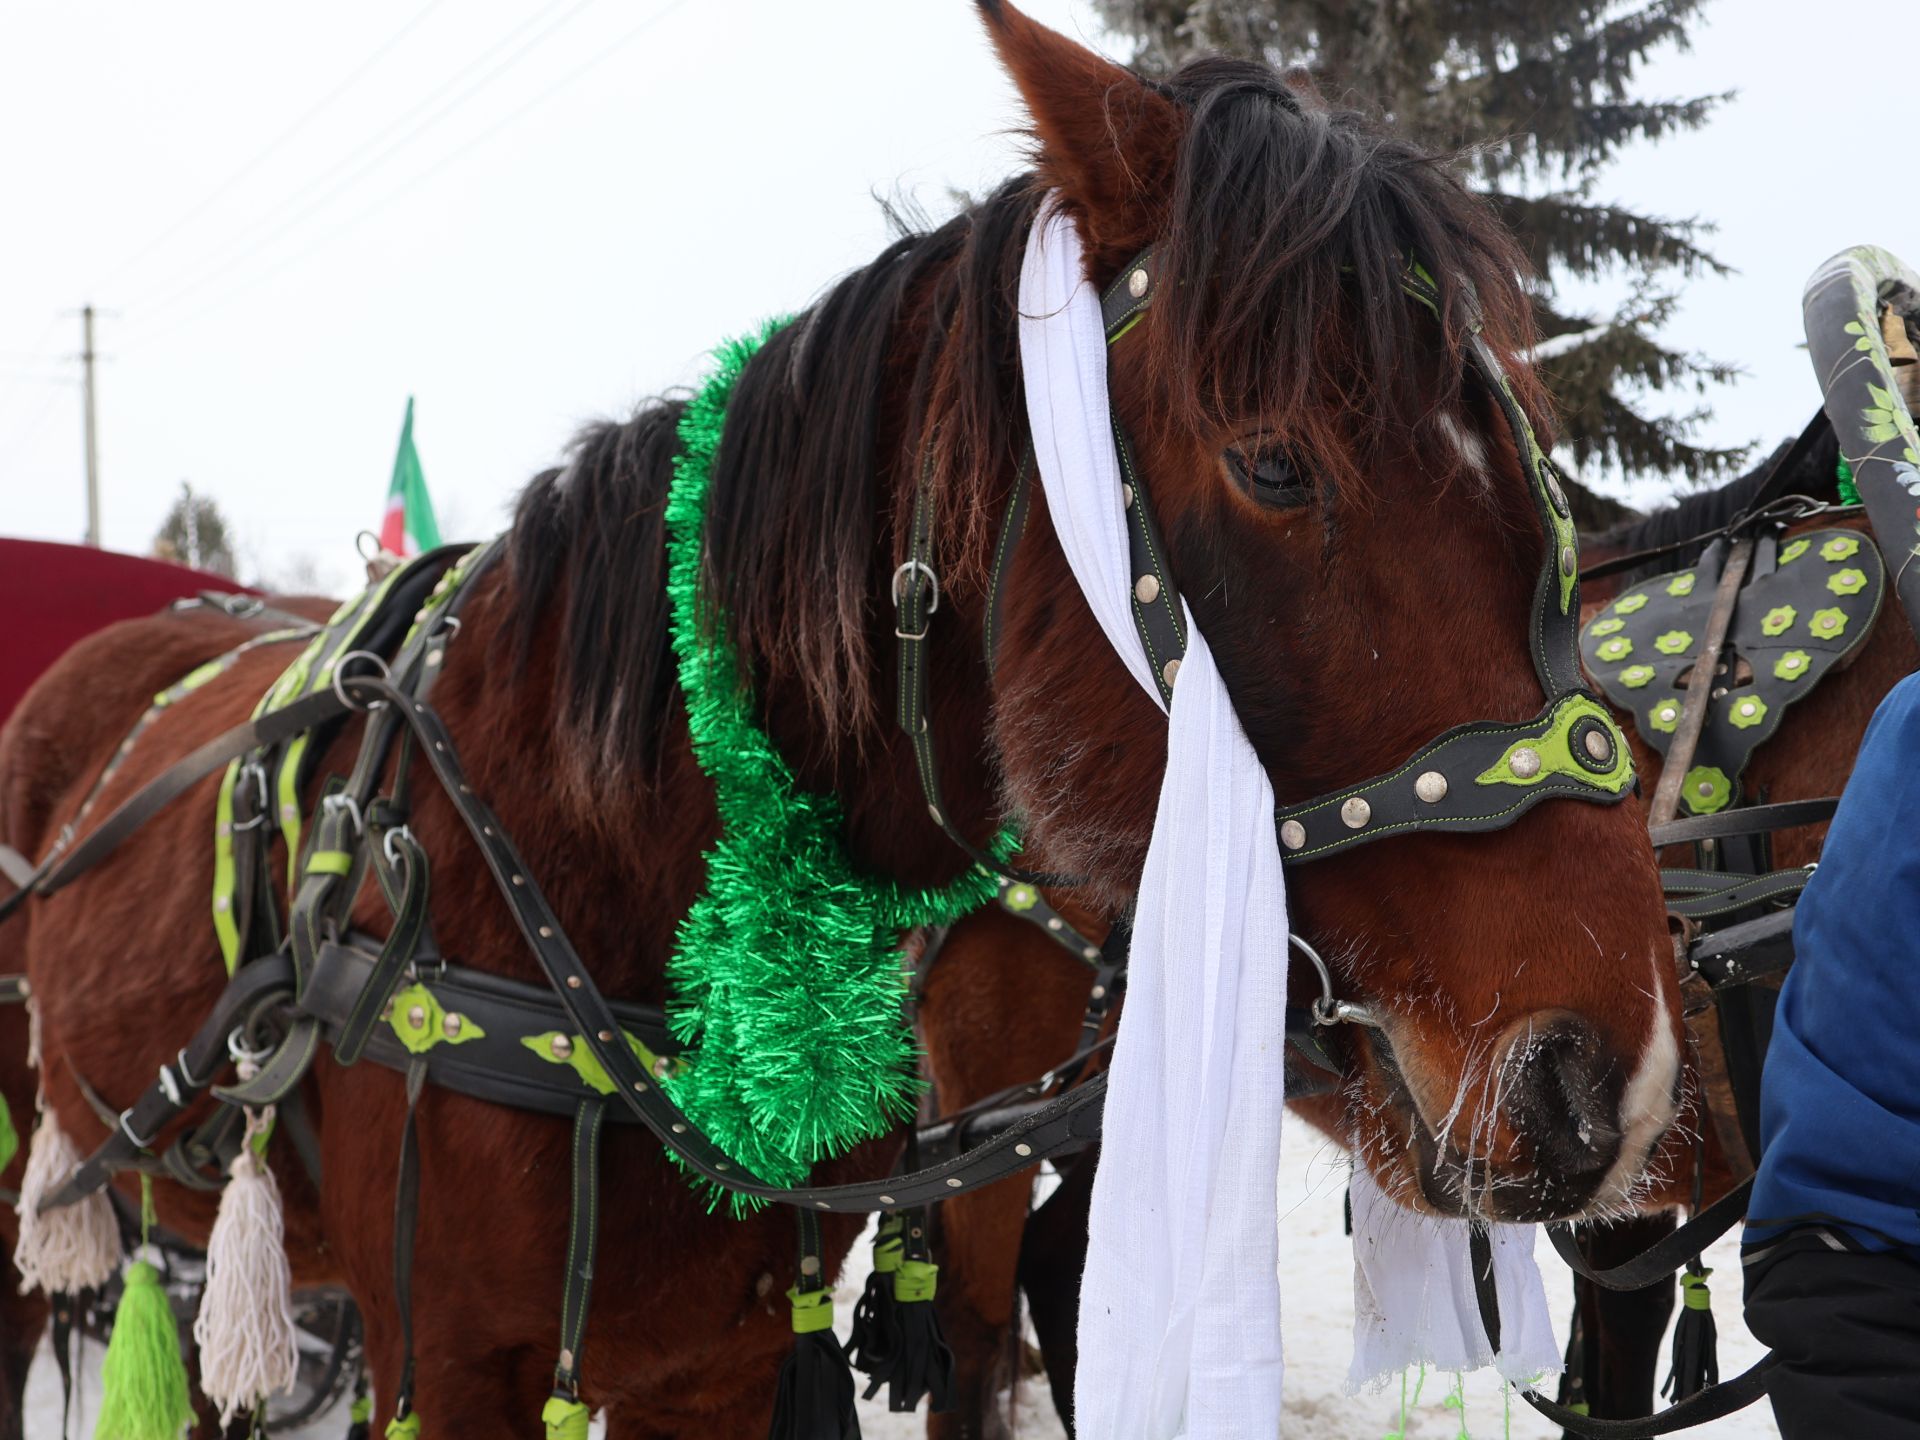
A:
1016,199,1561,1436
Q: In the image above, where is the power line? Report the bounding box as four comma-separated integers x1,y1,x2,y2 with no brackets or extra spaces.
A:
0,313,67,424
125,0,695,351
128,0,605,324
101,0,451,292
0,373,74,460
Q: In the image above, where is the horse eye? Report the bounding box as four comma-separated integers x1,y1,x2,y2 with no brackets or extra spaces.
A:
1225,444,1312,509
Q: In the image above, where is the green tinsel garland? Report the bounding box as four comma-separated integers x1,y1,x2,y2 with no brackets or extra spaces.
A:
661,320,1017,1204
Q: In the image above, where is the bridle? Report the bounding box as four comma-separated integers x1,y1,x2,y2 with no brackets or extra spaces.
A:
892,245,1638,1001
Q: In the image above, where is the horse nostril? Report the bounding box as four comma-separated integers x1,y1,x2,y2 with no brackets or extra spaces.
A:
1504,1020,1622,1180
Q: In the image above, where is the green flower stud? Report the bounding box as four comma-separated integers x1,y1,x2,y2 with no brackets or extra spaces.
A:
1004,882,1039,912
1619,664,1656,689
1597,636,1634,662
1654,630,1693,655
1828,567,1867,596
1760,604,1796,636
1774,650,1811,681
1682,765,1733,815
1809,607,1849,639
1589,617,1626,637
1649,697,1682,733
1666,572,1696,597
1819,535,1861,562
1727,694,1768,729
1614,593,1649,614
1779,539,1810,564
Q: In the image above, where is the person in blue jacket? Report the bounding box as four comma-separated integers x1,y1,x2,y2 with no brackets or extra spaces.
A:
1744,668,1920,1436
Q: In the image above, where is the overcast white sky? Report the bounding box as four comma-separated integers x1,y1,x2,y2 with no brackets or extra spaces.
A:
2,0,1915,594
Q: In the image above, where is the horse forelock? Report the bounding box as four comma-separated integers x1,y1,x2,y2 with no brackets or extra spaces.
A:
1142,57,1547,500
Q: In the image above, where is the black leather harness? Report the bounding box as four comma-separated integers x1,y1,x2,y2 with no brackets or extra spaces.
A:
0,240,1672,1430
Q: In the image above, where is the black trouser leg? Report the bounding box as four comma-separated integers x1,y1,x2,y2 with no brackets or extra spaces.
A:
1745,1237,1920,1439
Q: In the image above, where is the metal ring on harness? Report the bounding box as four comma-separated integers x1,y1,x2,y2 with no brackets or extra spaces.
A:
228,1026,275,1070
331,650,392,712
383,824,415,870
1294,933,1382,1029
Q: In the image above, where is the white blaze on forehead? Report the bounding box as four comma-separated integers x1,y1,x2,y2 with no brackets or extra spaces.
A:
1598,948,1682,1207
1434,410,1492,481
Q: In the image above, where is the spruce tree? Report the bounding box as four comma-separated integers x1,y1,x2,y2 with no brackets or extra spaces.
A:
1094,0,1748,512
152,481,239,577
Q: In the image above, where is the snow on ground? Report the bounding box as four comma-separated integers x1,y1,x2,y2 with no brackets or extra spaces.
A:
24,1121,1778,1437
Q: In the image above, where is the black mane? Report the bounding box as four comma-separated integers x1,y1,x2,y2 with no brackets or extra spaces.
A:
1591,420,1840,583
504,57,1544,781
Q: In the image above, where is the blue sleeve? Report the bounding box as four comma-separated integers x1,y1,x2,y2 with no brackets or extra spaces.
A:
1747,670,1920,1254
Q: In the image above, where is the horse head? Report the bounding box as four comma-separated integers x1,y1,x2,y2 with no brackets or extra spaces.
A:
973,3,1682,1223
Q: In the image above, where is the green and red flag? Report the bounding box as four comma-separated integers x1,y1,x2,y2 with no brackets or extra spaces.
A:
379,397,442,556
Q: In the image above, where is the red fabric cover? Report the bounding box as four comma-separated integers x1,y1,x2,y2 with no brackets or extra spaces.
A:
0,539,254,727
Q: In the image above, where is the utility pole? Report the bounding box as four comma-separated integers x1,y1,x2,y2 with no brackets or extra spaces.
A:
81,305,100,547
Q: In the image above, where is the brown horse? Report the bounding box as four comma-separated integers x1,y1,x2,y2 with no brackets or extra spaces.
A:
1,6,1686,1436
1530,413,1919,1430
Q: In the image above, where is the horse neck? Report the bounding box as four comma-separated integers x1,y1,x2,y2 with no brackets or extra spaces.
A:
749,467,1012,892
435,476,1012,1004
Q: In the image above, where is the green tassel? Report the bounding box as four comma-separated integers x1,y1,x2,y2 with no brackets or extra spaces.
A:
542,1395,590,1439
345,1389,371,1440
1663,1266,1719,1401
844,1216,902,1392
384,1412,421,1439
883,1261,953,1413
94,1260,194,1440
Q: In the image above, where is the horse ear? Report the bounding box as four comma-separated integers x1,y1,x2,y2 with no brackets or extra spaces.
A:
976,0,1181,257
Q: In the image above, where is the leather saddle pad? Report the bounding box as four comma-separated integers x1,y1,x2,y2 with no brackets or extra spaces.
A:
1581,527,1884,815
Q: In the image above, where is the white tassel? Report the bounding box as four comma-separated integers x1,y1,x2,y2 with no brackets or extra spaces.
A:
13,1107,120,1296
193,1109,298,1427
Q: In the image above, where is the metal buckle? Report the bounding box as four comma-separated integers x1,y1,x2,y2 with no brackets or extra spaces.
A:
891,559,940,613
119,1107,158,1150
157,1063,183,1107
174,1046,208,1090
321,792,365,836
331,649,392,711
231,761,271,831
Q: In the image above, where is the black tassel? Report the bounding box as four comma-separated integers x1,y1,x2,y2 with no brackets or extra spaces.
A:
1662,1265,1719,1401
884,1260,954,1414
843,1219,901,1396
768,1289,861,1440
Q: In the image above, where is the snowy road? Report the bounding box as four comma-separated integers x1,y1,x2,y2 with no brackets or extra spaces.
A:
24,1121,1779,1438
